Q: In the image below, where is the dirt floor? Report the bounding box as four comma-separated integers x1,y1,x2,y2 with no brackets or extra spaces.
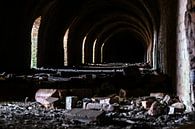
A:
0,101,194,129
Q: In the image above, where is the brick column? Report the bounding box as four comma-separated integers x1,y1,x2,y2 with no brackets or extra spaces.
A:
177,0,194,112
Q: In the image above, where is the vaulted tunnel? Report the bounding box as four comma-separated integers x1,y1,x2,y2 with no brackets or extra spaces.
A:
68,0,154,65
34,0,158,67
1,0,195,128
0,0,164,97
0,0,161,71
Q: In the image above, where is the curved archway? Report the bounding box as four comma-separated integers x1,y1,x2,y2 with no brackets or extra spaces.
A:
92,22,150,63
66,0,156,66
82,15,151,64
34,0,160,69
63,29,69,66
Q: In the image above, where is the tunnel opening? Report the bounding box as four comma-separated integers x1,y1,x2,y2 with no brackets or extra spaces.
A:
103,31,146,64
31,16,41,69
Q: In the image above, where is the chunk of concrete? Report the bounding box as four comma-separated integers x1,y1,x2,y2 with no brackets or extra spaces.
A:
85,103,102,110
66,108,104,123
148,101,165,116
168,102,186,114
171,102,185,109
85,102,114,112
65,96,78,110
162,94,171,104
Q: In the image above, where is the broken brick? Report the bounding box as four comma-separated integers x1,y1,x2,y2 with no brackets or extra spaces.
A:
148,101,165,116
35,89,64,108
168,102,186,114
161,94,171,104
150,92,165,99
141,100,153,110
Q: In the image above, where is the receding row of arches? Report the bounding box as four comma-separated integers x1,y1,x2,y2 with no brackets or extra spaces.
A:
30,0,160,69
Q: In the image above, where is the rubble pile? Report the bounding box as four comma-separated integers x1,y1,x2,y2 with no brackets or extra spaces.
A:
0,102,71,129
0,90,195,129
33,89,194,129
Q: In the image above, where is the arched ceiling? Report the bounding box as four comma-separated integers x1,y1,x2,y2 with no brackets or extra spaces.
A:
31,0,160,66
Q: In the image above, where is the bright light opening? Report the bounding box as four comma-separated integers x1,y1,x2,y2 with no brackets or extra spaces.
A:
101,43,105,63
82,36,87,64
31,16,41,68
63,29,69,66
92,39,97,63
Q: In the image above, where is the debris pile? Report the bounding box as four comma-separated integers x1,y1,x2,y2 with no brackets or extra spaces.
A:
33,88,194,129
0,90,194,129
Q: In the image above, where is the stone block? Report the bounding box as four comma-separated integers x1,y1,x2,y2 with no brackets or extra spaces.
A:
66,108,104,123
85,102,114,112
35,89,59,108
66,96,78,110
168,102,186,114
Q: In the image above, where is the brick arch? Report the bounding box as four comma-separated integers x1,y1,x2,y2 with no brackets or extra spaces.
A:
66,0,157,66
82,14,151,64
37,0,76,68
92,23,149,63
83,21,150,64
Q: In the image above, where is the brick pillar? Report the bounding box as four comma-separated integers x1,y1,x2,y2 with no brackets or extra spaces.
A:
177,0,194,112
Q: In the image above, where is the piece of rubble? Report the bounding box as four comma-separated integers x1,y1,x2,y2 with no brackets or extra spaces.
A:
119,89,126,99
113,118,136,124
82,98,92,109
85,102,102,110
35,89,64,108
148,101,165,116
171,102,185,110
66,96,78,110
0,72,6,80
150,92,165,99
169,96,180,105
108,89,127,104
141,100,154,110
161,94,171,104
119,104,134,111
85,102,114,112
66,108,104,123
168,102,186,115
92,97,110,104
141,96,156,110
109,95,120,104
135,97,142,107
85,96,115,112
102,103,115,112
